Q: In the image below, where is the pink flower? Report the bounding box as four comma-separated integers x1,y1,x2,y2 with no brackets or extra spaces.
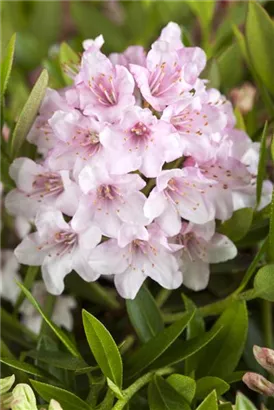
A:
47,109,107,172
72,164,149,237
5,158,80,219
161,94,227,160
76,46,135,122
89,223,182,299
157,21,184,50
130,23,206,111
109,45,146,68
173,220,237,291
27,89,71,154
144,167,215,235
14,207,101,295
100,106,181,177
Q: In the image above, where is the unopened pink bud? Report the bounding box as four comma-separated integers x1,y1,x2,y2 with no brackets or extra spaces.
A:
253,345,274,375
243,372,274,397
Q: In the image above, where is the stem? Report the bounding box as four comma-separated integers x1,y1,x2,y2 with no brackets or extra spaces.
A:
155,289,172,308
163,289,258,323
262,300,273,349
112,368,173,410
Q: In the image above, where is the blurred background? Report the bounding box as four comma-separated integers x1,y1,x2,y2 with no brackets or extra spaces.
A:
0,0,273,131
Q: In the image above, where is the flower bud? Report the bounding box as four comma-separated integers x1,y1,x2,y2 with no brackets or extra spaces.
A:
0,374,15,395
11,383,38,410
242,372,274,397
48,399,63,410
253,345,274,375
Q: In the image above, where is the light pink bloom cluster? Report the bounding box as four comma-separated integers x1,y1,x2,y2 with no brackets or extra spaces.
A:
6,23,272,299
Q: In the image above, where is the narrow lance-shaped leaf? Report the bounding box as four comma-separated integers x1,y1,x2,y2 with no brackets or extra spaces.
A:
30,380,91,410
235,392,257,410
1,33,16,99
17,282,80,358
82,309,123,388
256,122,268,206
126,285,164,343
167,374,196,404
0,357,55,381
14,266,39,312
148,375,191,410
10,69,48,158
246,1,274,95
125,311,194,379
195,376,230,400
196,301,248,379
218,208,253,242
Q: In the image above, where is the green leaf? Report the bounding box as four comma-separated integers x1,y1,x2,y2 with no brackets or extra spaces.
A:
30,380,91,410
218,403,233,410
10,69,48,158
254,264,274,301
25,349,92,373
70,2,126,52
218,208,253,242
148,375,191,410
14,266,39,312
246,1,274,95
17,282,80,357
126,285,164,343
125,311,194,379
268,190,274,262
196,301,248,379
82,309,123,388
217,43,243,90
195,377,230,400
271,137,274,162
235,392,257,410
149,324,222,371
182,295,205,375
1,33,16,99
256,122,268,206
107,378,124,400
197,390,218,410
0,357,53,380
186,0,215,29
234,107,246,132
59,42,80,86
201,59,220,89
166,374,196,404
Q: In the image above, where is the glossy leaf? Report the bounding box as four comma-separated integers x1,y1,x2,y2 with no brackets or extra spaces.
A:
0,357,53,380
256,122,268,206
196,301,248,379
150,324,222,371
235,392,257,410
197,390,218,410
30,380,91,410
148,375,191,410
166,374,196,404
201,59,220,89
126,285,164,343
218,208,253,242
246,1,274,94
82,309,123,388
125,311,194,379
195,377,230,400
17,283,80,357
217,43,243,90
1,33,16,99
10,69,48,158
254,264,274,301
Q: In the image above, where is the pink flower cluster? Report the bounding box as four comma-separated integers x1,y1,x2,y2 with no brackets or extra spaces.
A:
6,23,272,299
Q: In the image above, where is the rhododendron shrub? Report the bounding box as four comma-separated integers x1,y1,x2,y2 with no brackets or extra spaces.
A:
5,23,272,300
1,2,274,409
